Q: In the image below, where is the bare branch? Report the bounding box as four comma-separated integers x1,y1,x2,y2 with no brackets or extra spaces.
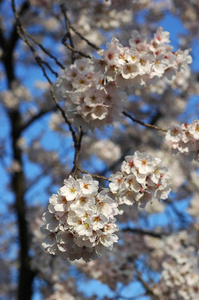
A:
77,167,110,181
11,0,78,149
60,4,76,63
123,111,167,132
122,227,167,238
63,42,92,59
20,106,56,132
69,24,100,51
25,31,65,70
70,128,84,177
135,270,156,298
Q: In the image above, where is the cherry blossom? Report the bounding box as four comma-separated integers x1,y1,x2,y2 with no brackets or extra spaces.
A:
109,151,171,207
166,119,199,161
56,27,192,131
41,175,119,261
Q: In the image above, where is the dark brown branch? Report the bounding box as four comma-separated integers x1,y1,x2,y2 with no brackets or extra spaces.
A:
41,60,59,77
69,24,100,51
2,1,30,85
25,31,65,70
12,1,83,182
123,111,167,132
3,2,36,299
11,3,77,148
20,106,56,132
122,227,167,238
10,109,36,300
70,128,84,177
0,22,6,49
135,271,156,298
9,1,30,54
60,4,76,63
77,167,110,181
60,4,92,61
63,42,92,59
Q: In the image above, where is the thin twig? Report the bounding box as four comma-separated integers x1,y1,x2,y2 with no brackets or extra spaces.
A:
77,167,110,181
123,111,167,132
69,24,100,51
135,270,155,297
25,31,65,70
11,0,77,147
41,60,58,77
63,42,92,59
70,129,84,177
122,227,167,238
20,106,56,132
60,4,75,63
60,4,92,61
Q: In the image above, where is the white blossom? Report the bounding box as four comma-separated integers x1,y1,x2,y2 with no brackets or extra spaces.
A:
41,175,119,261
109,151,171,206
166,119,199,161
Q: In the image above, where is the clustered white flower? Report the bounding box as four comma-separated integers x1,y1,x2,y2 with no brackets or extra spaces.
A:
98,27,192,88
152,234,199,300
56,58,127,130
41,175,119,261
165,119,199,161
109,151,171,207
56,27,192,130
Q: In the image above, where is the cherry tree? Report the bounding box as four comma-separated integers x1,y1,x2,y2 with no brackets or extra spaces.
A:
0,0,199,299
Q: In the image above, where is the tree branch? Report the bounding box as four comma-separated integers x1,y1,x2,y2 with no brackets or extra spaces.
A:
77,167,110,181
122,227,167,238
123,111,167,132
70,128,84,177
63,41,92,59
11,1,78,149
20,106,56,132
60,4,76,63
25,31,65,70
69,24,100,51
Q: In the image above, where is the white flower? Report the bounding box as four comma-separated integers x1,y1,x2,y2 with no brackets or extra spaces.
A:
84,88,105,107
165,125,183,143
126,174,140,192
165,120,199,161
153,27,170,44
59,176,80,200
91,105,108,120
153,55,169,76
109,151,170,207
109,171,126,192
41,176,119,261
42,211,59,232
121,155,135,174
77,174,99,195
121,63,139,79
188,119,199,139
56,28,192,130
133,151,159,174
96,190,118,218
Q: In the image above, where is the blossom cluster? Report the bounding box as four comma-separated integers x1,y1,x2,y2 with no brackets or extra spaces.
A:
109,151,171,207
98,27,192,88
165,119,199,161
56,58,127,130
41,175,119,261
149,233,199,300
56,27,192,130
